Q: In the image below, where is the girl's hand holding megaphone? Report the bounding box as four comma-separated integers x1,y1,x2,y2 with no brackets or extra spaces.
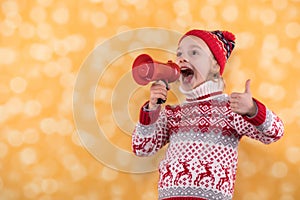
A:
149,80,169,110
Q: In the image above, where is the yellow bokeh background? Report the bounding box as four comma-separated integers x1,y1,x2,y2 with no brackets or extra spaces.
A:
1,0,300,199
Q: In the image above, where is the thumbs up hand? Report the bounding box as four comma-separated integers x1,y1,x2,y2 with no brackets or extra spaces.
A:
229,79,257,117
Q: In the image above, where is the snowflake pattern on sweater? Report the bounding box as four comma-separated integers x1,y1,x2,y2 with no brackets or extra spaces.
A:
132,82,284,200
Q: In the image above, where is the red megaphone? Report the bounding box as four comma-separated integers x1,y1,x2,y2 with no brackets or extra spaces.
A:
132,54,180,104
132,54,180,86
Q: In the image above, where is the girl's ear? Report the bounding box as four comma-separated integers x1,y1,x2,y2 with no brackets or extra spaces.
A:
211,61,220,74
206,60,221,81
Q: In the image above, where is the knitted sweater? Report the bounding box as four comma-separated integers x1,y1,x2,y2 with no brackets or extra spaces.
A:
132,81,284,200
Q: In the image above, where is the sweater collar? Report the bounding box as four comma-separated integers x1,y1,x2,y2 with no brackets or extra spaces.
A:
179,80,224,102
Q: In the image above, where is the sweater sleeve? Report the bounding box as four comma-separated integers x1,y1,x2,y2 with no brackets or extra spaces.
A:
234,98,284,144
132,101,170,157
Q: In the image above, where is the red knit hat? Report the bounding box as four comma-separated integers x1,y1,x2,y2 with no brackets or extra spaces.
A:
179,30,236,75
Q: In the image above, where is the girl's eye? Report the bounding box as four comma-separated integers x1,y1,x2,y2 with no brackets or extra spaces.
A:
176,52,182,57
191,50,199,55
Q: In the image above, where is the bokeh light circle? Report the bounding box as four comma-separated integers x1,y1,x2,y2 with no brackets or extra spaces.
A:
73,28,183,173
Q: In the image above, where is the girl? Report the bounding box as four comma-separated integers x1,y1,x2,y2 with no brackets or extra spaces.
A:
132,29,284,200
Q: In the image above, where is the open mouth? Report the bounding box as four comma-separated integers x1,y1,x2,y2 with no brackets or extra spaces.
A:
180,67,194,83
181,67,194,77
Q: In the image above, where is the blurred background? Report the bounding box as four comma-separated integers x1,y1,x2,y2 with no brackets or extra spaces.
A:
0,0,300,199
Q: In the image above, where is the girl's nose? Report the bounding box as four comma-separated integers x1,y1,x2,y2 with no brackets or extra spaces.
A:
176,55,189,64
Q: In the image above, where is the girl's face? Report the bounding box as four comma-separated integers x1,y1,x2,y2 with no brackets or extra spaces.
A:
176,35,217,91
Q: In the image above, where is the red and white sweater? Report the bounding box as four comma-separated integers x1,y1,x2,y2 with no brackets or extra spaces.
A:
132,81,284,200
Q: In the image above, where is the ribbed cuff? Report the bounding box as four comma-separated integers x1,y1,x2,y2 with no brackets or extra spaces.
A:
139,101,161,125
242,98,266,126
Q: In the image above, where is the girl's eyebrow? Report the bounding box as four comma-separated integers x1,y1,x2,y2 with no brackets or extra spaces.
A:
190,45,204,51
176,45,204,51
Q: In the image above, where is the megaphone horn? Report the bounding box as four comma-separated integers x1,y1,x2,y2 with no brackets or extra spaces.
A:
132,54,180,86
132,54,180,104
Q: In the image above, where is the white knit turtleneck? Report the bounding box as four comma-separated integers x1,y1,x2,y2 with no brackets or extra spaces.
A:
179,80,224,101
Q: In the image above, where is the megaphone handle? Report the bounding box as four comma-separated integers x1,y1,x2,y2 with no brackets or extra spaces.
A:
157,98,166,104
156,80,169,104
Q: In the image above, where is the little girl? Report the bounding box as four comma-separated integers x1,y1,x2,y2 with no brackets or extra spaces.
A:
132,29,284,200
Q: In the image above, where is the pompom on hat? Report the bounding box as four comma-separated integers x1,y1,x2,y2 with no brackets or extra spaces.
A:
179,29,236,75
